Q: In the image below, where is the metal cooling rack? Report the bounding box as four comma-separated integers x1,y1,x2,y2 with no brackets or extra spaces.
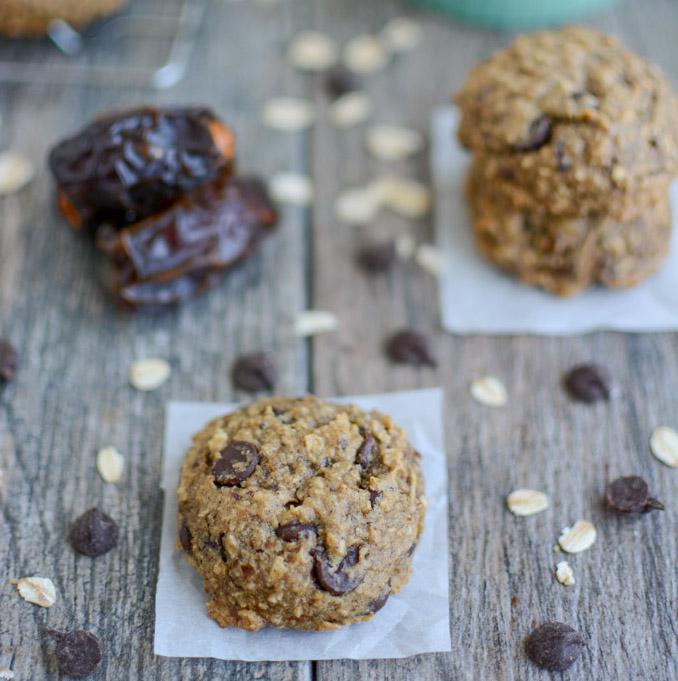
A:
0,0,210,89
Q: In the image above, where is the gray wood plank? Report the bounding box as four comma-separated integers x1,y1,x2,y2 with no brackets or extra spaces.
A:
0,1,313,679
310,1,678,679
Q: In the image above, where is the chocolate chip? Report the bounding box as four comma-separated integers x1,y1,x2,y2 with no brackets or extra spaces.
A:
366,585,391,614
369,489,382,509
525,622,586,672
276,522,318,542
406,541,417,556
325,66,360,99
563,364,611,403
179,522,192,553
606,475,664,514
356,241,396,274
385,329,436,367
212,441,260,486
69,508,119,557
514,115,552,152
231,353,277,393
312,545,363,595
356,429,377,470
0,338,18,382
46,629,103,678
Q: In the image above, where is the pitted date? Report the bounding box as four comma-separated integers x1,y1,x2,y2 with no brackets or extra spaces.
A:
102,173,278,307
49,107,235,231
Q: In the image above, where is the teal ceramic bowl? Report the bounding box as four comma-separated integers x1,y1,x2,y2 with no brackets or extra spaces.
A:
408,0,618,29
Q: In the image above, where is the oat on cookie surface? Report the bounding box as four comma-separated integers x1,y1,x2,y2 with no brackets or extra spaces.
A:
455,27,678,219
176,395,426,631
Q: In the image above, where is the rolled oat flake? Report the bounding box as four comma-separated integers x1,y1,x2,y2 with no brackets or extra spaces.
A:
526,622,586,672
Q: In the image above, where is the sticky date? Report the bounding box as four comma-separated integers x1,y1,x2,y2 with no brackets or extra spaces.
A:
49,107,235,231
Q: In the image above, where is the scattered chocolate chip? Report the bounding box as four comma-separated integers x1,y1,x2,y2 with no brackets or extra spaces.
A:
406,541,417,556
606,476,664,514
563,364,611,403
276,522,318,542
356,429,377,470
313,545,363,595
46,629,103,678
231,353,277,393
525,622,586,672
366,586,391,614
324,66,360,99
369,489,382,509
385,329,436,367
179,522,193,554
356,241,396,274
0,339,17,382
514,115,552,152
212,441,260,486
68,508,119,558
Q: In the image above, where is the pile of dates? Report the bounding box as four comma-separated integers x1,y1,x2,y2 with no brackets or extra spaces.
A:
49,107,278,308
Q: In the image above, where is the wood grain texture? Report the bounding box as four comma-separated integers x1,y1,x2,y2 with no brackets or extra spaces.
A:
1,0,677,679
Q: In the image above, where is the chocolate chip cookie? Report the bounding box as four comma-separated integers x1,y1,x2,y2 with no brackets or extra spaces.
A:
468,166,671,296
176,395,426,631
456,27,678,219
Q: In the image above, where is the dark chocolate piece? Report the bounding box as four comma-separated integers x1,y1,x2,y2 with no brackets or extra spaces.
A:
525,622,586,672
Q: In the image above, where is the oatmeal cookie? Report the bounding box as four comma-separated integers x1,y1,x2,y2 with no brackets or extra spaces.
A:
176,395,426,632
468,167,671,296
456,27,678,219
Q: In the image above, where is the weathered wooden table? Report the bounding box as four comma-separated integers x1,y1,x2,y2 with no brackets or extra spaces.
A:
2,0,677,678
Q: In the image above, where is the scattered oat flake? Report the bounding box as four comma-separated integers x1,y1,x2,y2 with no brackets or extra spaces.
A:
343,35,388,74
293,310,338,337
0,668,14,680
470,376,507,407
261,97,315,131
506,489,548,516
96,446,124,483
329,91,372,127
378,175,431,218
289,31,338,71
269,173,313,206
0,151,34,195
13,576,56,607
555,561,576,586
335,185,382,225
558,520,596,554
129,358,171,391
415,244,442,277
395,233,416,260
366,125,424,161
380,17,423,53
649,426,678,467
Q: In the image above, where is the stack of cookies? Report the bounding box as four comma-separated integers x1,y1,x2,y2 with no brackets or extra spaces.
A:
455,27,678,296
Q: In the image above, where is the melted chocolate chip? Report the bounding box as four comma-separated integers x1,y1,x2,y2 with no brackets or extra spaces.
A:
525,622,586,672
0,338,18,382
366,586,391,614
276,522,318,542
325,66,360,99
356,241,396,274
179,522,193,554
231,353,277,393
69,508,119,557
212,441,260,486
564,364,611,403
369,490,382,509
357,430,377,470
46,629,103,678
312,546,363,595
606,476,664,514
385,329,436,367
514,115,552,152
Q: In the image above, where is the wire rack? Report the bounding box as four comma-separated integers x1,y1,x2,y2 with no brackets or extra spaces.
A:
0,0,210,89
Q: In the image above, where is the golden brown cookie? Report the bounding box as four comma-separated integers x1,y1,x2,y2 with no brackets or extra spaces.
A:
456,27,678,219
176,395,426,632
0,0,127,37
468,168,672,297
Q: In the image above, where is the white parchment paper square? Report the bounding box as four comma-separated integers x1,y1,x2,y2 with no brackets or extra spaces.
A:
155,388,451,661
433,105,678,335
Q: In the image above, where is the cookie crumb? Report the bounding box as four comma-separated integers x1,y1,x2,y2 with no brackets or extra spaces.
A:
555,561,575,586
